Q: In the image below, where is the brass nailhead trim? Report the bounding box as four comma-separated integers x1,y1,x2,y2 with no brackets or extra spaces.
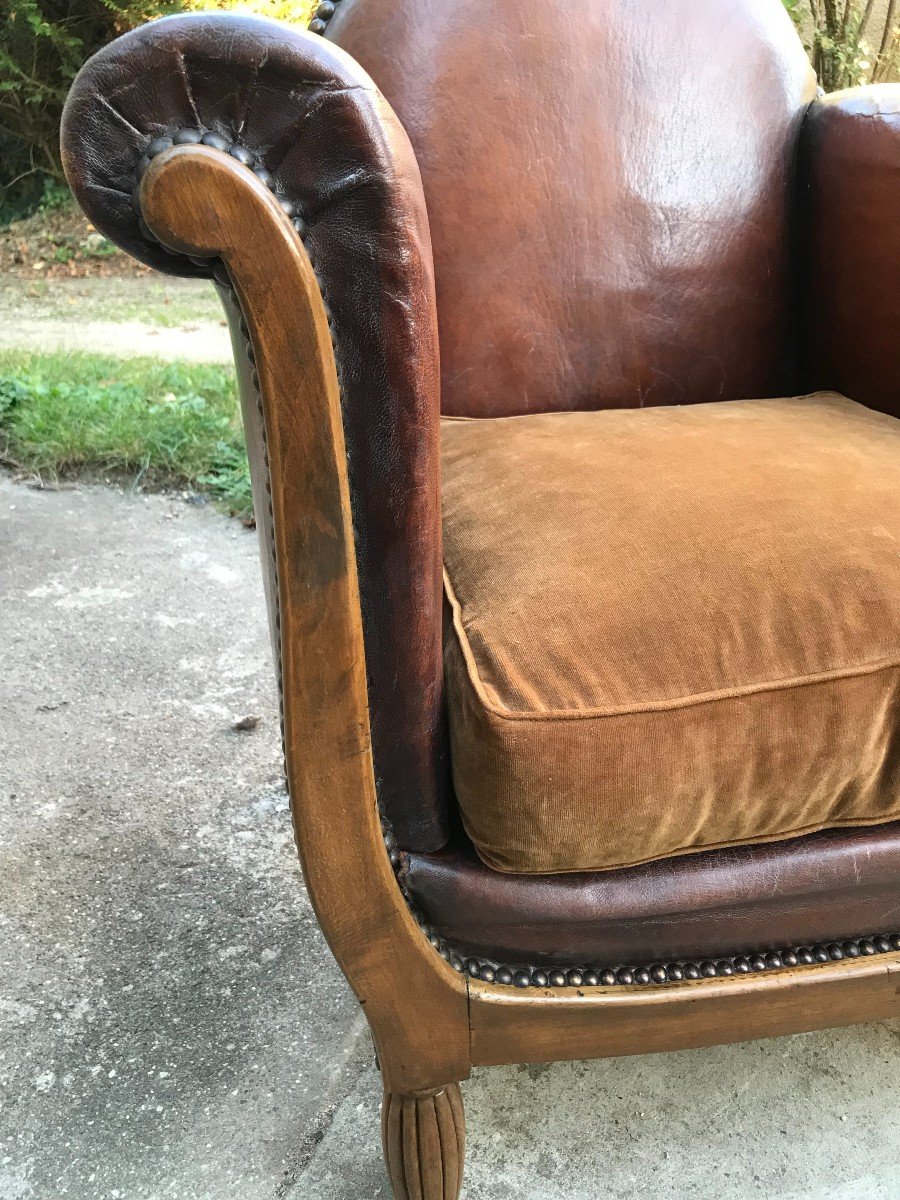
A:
385,814,900,988
309,0,342,35
134,130,307,263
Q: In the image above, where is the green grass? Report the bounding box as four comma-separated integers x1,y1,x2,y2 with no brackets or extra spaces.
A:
0,351,253,520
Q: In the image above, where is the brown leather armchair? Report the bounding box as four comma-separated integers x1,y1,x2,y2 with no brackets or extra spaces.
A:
61,1,900,1195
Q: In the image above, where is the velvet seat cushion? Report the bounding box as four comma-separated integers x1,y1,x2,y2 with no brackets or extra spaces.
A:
441,394,900,875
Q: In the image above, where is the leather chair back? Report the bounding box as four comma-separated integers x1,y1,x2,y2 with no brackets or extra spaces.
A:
330,0,817,416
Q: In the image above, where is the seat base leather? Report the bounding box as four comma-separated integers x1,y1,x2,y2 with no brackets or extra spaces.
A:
405,821,900,970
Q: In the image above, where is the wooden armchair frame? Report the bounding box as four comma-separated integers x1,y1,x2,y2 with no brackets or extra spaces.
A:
135,143,899,1198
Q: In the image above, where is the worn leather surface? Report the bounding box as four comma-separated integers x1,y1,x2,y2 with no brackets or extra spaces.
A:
800,86,900,418
330,0,817,416
61,15,449,850
406,822,900,967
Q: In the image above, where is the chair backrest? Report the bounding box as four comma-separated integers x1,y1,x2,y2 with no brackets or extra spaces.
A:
329,0,816,416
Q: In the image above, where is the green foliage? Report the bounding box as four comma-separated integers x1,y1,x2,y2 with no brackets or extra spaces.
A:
183,0,315,19
0,351,253,517
198,439,254,515
0,165,73,226
783,0,900,90
0,375,31,415
1,1,124,196
0,0,316,222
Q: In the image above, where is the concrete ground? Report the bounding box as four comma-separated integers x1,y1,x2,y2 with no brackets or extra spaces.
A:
1,473,898,1200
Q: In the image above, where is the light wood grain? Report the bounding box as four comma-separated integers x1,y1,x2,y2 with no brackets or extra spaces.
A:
382,1085,465,1200
469,952,900,1066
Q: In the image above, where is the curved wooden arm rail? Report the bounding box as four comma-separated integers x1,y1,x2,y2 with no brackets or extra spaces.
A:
142,144,471,1197
140,144,469,1102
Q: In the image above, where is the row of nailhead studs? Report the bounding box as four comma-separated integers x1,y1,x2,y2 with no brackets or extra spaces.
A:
233,307,284,755
381,813,900,987
383,820,900,986
132,136,900,994
427,928,900,990
134,129,309,262
309,0,341,34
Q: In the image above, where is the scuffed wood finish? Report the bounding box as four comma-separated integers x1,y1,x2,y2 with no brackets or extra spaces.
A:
468,952,900,1067
140,145,468,1096
382,1085,465,1200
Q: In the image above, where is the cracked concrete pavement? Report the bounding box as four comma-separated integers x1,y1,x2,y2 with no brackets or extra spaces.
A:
1,473,898,1200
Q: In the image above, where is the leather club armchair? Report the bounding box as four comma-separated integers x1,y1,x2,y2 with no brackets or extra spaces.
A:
61,1,899,1195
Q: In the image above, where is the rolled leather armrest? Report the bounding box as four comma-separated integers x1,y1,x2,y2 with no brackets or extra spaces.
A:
61,14,449,851
800,85,900,417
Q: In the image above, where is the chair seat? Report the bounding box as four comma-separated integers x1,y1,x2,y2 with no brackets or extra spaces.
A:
406,822,900,972
441,393,900,875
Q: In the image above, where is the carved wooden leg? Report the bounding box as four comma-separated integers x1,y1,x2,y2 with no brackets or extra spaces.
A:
381,1083,465,1200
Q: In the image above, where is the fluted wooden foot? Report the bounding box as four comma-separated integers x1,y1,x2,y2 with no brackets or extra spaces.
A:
381,1083,465,1200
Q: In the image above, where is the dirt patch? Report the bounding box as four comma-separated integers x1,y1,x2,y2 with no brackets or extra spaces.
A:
0,276,230,360
0,314,232,361
0,202,146,279
0,204,229,356
0,275,225,325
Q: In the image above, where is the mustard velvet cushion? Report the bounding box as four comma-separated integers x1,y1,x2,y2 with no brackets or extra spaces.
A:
441,394,900,874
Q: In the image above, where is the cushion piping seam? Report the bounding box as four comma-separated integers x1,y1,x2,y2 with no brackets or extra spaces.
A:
440,390,853,425
443,569,899,723
464,808,900,875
